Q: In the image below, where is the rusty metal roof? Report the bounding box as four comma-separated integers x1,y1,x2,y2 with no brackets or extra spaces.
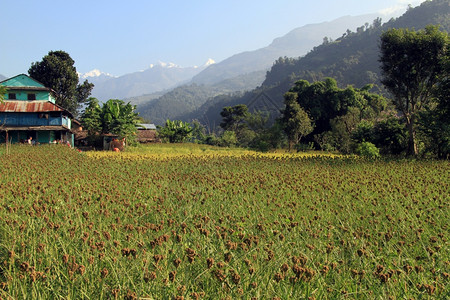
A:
0,101,71,116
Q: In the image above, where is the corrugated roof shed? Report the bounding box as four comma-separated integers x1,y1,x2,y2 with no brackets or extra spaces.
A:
137,123,157,130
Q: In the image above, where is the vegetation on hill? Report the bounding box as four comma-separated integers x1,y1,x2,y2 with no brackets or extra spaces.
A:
263,0,450,89
171,0,449,158
191,14,380,85
136,71,265,125
181,0,449,131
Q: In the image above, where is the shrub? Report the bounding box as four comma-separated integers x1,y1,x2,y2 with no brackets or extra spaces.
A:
356,142,380,159
219,130,237,147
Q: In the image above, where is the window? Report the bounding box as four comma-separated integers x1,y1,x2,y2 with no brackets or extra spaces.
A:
27,93,36,100
8,93,16,99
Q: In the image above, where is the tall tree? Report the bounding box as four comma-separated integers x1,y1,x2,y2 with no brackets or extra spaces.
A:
80,97,102,136
29,50,93,115
281,92,314,150
418,41,450,158
379,25,448,156
220,104,249,132
80,98,139,143
220,104,251,142
101,99,139,138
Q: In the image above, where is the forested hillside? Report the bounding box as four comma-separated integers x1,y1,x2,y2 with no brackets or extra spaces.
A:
263,0,450,88
183,0,449,129
136,15,381,124
136,71,265,124
191,14,378,85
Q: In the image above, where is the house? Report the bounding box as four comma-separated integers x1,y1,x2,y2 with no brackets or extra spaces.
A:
0,74,74,146
136,123,159,143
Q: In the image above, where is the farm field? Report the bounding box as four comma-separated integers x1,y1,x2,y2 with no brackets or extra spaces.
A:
0,144,448,299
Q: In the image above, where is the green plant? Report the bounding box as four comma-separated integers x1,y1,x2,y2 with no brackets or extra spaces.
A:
219,130,237,147
356,141,380,158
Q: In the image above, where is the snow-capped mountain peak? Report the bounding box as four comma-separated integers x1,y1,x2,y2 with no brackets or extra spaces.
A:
204,58,216,66
79,69,115,79
149,61,180,69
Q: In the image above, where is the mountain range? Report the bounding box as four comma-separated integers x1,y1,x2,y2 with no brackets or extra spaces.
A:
4,1,446,128
2,13,388,117
175,0,449,130
190,14,380,85
81,60,215,101
133,14,388,124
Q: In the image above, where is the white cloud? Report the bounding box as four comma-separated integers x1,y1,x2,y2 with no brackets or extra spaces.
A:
379,0,426,17
379,4,404,16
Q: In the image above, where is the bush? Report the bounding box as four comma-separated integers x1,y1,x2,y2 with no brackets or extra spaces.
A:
372,117,407,155
219,131,237,147
352,120,374,144
356,142,380,159
249,137,271,152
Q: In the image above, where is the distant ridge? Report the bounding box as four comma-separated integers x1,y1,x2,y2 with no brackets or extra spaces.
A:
191,14,379,85
136,14,381,123
180,0,450,129
83,60,214,102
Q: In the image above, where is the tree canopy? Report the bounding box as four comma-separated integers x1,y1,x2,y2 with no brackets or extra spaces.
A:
29,50,94,115
80,98,139,143
280,92,314,149
285,78,386,136
220,104,249,133
379,25,448,156
80,98,102,136
157,120,193,143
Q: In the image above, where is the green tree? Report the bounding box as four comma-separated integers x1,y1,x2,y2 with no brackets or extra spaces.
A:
29,50,94,115
379,25,448,156
101,99,139,138
356,142,380,159
286,78,386,142
219,130,237,147
157,120,193,143
80,98,139,145
220,104,249,133
190,120,207,143
281,92,315,150
418,38,450,158
80,97,102,136
220,104,257,146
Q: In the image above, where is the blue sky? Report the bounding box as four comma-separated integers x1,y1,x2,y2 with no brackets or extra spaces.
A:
0,0,425,78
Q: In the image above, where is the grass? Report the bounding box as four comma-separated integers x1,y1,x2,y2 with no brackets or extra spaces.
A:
0,144,448,299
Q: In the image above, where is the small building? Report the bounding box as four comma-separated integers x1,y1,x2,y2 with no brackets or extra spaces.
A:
0,74,74,146
136,123,159,143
